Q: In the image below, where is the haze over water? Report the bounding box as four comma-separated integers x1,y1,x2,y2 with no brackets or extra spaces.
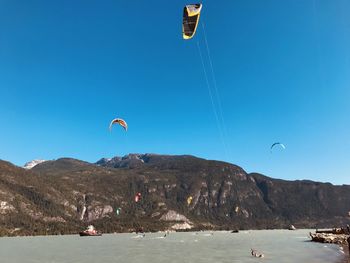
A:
0,230,344,263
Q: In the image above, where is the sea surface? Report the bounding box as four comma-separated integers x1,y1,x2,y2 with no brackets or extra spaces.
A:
0,230,345,263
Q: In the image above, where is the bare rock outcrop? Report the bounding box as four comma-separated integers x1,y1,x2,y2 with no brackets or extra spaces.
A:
0,201,15,214
310,232,349,245
171,222,193,230
160,210,190,222
87,205,113,221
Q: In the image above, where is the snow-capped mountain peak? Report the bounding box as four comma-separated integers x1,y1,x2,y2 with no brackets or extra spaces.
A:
23,159,46,169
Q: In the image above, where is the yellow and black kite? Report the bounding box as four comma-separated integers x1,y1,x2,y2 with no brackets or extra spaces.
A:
182,4,202,40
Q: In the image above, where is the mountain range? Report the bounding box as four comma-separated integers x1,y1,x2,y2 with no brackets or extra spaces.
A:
0,153,349,236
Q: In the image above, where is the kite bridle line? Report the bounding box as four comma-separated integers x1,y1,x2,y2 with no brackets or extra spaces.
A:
196,40,228,161
201,22,231,160
196,21,230,162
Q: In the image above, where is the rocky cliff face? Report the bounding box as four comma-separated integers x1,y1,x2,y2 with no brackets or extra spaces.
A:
0,155,349,236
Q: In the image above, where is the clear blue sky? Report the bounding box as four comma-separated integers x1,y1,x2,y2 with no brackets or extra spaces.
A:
1,0,349,184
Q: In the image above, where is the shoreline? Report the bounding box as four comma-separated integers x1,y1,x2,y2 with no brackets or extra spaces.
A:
309,230,349,263
0,227,344,236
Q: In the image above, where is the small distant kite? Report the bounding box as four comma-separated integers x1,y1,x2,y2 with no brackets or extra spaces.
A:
270,142,286,152
109,118,128,131
182,4,202,40
135,192,141,203
116,207,121,216
187,196,193,206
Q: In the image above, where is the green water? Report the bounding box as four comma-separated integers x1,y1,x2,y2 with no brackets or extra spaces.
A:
0,230,345,263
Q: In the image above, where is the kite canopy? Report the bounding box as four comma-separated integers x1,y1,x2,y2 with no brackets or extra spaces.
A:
109,118,128,131
187,196,193,206
135,192,141,203
116,208,121,216
270,142,286,151
182,4,202,40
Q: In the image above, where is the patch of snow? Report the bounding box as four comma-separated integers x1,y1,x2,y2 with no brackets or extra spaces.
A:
24,159,46,169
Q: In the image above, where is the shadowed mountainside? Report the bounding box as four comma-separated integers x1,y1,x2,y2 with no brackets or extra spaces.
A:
0,154,349,236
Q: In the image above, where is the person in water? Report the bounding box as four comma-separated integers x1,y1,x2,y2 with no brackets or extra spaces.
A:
251,249,264,258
